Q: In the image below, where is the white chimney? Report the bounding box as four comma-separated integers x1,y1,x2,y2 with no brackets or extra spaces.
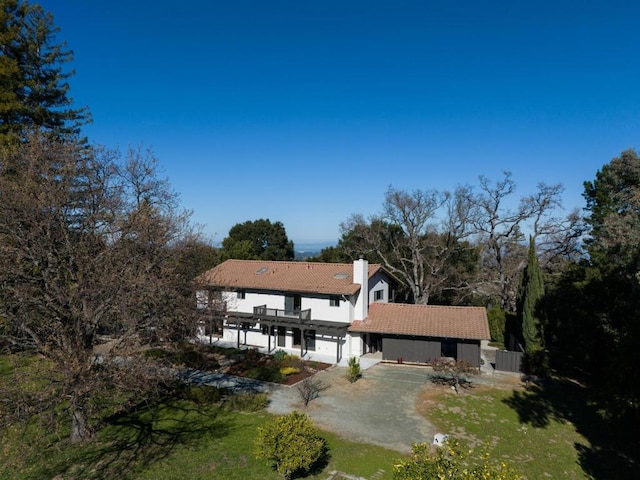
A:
353,258,369,321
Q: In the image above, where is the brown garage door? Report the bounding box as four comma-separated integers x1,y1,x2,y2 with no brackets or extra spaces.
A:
382,336,441,363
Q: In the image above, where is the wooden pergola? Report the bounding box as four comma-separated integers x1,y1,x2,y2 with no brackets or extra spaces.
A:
224,306,350,363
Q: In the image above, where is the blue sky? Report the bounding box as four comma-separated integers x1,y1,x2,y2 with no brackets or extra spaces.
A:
40,0,640,246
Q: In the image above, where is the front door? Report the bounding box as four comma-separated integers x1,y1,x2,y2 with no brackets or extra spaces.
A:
367,333,383,353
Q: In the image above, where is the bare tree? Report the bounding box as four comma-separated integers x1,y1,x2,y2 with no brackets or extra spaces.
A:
429,358,477,393
341,186,476,304
0,134,199,442
467,172,567,310
296,377,328,407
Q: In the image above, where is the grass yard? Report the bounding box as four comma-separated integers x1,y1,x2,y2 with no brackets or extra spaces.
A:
0,382,396,480
134,412,395,480
419,376,639,479
5,349,638,480
1,408,396,480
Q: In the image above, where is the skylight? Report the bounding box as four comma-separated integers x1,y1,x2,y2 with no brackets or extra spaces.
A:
333,273,349,279
256,267,269,275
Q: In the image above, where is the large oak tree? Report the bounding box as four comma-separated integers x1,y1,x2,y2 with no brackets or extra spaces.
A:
466,172,570,310
221,218,294,261
341,186,477,304
0,134,199,442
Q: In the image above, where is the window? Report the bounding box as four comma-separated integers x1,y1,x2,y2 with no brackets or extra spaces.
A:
262,325,276,336
330,295,340,307
374,289,384,301
237,290,246,299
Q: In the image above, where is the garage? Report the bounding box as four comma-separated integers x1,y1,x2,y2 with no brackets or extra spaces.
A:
350,303,489,367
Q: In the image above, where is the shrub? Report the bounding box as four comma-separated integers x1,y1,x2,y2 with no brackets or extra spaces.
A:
182,385,225,404
487,307,506,346
245,365,283,383
346,356,361,383
255,411,328,479
393,439,523,480
173,343,208,368
279,366,301,376
296,376,327,407
272,349,288,362
429,358,477,393
225,392,268,412
280,353,303,370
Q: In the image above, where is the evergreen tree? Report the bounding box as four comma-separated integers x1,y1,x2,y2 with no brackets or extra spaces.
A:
221,218,294,261
516,236,545,352
580,149,640,416
0,0,89,143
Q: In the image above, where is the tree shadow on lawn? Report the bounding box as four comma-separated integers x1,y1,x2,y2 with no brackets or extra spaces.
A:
42,397,233,480
502,377,639,479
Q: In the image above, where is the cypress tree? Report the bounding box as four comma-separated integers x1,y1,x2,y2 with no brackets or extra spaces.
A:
516,236,545,352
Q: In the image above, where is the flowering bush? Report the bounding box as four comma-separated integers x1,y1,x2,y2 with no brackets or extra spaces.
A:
279,366,301,376
393,439,523,480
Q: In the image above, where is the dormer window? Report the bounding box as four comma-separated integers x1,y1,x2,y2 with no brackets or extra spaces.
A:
374,289,384,302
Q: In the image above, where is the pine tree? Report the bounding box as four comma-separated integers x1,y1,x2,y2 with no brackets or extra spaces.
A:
0,0,89,143
516,236,545,352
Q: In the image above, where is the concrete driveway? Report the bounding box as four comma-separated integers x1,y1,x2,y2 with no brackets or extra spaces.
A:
267,363,436,453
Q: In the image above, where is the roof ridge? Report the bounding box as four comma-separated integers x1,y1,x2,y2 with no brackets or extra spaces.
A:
222,259,382,268
375,303,485,309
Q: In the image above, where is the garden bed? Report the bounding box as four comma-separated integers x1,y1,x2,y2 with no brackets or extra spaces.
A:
147,343,331,385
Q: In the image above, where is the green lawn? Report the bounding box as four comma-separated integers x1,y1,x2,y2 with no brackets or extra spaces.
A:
421,377,639,479
3,352,638,480
0,387,396,480
1,408,396,480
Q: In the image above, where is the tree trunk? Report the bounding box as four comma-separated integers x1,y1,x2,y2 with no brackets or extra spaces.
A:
70,405,91,443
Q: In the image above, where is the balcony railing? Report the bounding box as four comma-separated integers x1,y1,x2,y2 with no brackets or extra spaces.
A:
253,304,311,322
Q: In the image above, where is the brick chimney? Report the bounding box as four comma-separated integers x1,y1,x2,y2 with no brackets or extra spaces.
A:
353,258,369,321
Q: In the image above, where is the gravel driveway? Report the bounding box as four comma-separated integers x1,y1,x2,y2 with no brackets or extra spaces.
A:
267,363,436,453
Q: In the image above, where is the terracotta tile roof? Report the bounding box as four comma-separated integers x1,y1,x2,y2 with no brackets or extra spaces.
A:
195,259,385,295
349,303,490,340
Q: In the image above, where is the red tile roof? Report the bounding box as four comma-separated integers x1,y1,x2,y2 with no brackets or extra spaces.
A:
195,259,385,295
349,303,490,340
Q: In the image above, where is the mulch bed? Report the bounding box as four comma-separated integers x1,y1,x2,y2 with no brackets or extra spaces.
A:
195,344,332,385
280,361,332,386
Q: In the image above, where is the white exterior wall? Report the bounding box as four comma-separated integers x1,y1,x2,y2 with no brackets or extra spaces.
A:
220,289,350,357
368,272,391,304
302,295,351,323
222,290,352,323
213,261,394,362
223,290,286,313
347,331,365,356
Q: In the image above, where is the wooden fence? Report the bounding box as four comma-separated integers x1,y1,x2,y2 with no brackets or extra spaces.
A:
495,349,524,373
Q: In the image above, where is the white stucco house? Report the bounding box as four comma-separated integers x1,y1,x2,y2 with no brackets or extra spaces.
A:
195,258,490,366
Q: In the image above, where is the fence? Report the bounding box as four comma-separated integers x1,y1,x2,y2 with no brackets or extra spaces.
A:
495,349,524,373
